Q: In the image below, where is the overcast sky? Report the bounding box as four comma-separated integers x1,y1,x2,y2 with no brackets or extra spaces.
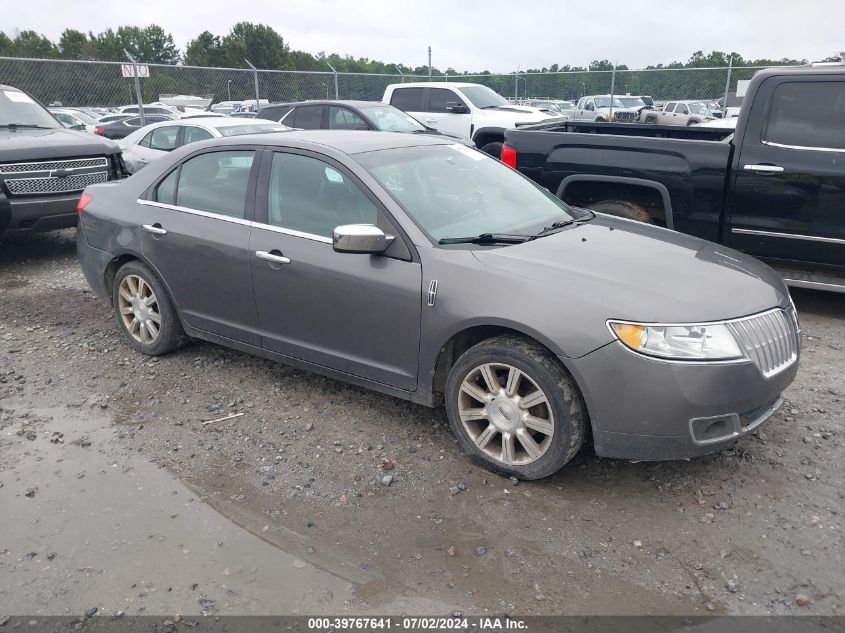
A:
4,0,844,71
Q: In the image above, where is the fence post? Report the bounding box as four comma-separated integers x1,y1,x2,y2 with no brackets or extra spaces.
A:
124,50,145,126
722,55,733,117
326,62,339,99
514,66,520,100
245,59,260,112
609,62,617,121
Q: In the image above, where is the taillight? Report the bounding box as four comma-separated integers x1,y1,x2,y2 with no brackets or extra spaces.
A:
94,127,104,135
501,143,517,168
77,192,93,215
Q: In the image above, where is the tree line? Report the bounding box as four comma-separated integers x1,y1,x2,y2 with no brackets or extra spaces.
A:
1,22,835,74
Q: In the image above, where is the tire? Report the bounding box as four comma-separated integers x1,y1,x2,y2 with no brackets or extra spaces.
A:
686,119,698,127
445,335,587,480
112,260,187,356
645,115,658,124
480,141,503,158
595,117,606,122
588,199,653,224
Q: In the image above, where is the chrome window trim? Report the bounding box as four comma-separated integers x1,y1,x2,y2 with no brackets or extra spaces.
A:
605,306,796,368
762,140,845,153
731,227,845,245
137,199,333,244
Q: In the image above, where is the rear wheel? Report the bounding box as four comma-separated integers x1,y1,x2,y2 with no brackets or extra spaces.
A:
645,115,658,124
588,199,653,224
480,141,504,158
112,260,187,356
445,335,587,480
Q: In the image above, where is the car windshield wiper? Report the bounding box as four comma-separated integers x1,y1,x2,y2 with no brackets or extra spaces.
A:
0,123,54,130
438,233,530,245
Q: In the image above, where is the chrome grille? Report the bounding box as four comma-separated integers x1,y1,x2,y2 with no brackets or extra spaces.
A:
0,157,108,174
4,171,108,195
728,308,800,378
613,111,638,122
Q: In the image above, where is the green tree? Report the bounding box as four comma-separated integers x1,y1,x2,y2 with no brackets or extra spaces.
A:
184,31,226,67
58,29,97,59
11,30,57,58
220,22,289,69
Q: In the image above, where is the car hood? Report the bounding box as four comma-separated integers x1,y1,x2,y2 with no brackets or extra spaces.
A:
475,106,555,125
0,127,120,162
472,214,790,324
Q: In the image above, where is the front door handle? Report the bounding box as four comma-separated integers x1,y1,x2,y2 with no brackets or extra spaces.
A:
743,164,784,174
141,223,167,235
256,250,291,265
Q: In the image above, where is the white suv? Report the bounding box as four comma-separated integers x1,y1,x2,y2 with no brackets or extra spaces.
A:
382,82,555,155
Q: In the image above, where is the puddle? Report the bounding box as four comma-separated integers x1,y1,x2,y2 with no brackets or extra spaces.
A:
0,405,354,615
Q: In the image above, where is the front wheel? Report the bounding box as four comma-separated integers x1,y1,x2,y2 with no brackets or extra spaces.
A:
445,335,587,479
588,199,653,223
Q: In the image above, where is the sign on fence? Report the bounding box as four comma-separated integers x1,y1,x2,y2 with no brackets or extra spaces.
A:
121,64,150,78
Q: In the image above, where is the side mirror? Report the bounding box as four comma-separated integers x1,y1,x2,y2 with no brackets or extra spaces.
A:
333,224,394,254
446,102,469,114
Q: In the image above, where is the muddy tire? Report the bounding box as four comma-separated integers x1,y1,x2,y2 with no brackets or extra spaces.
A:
445,335,587,480
644,115,658,124
588,199,653,224
480,141,504,158
112,260,188,356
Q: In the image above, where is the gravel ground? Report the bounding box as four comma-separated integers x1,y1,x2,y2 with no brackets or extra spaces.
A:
1,229,843,616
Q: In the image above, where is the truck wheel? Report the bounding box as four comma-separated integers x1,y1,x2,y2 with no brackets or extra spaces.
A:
445,334,587,480
687,119,698,126
595,117,607,122
588,200,653,224
645,115,658,124
480,141,503,158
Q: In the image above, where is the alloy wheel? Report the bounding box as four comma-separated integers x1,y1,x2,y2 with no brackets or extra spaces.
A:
457,362,555,466
117,274,161,344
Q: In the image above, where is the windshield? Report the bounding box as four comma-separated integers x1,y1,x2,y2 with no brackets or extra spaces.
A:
67,110,98,124
530,101,559,111
594,97,625,108
557,101,575,109
359,105,426,132
358,144,578,242
217,123,288,137
456,85,508,109
688,102,710,115
1,89,61,128
618,97,645,108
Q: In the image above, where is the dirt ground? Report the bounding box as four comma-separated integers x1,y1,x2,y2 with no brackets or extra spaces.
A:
1,229,843,617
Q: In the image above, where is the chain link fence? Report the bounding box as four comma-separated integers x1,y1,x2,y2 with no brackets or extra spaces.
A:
0,56,777,110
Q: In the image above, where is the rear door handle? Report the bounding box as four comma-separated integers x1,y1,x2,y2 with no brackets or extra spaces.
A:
141,223,167,235
256,250,291,265
743,164,784,174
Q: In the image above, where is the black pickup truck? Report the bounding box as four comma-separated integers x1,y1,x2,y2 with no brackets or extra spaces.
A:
503,65,845,292
1,84,124,239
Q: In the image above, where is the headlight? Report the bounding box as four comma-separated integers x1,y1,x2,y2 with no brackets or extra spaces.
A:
608,321,744,361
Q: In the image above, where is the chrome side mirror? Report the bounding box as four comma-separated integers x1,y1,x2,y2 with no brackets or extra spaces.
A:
332,224,394,254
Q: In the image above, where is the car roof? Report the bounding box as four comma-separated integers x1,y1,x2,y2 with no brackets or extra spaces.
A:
388,82,483,89
195,129,453,155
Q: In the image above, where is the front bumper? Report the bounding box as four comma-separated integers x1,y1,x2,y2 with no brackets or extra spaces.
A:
0,192,81,236
561,339,799,461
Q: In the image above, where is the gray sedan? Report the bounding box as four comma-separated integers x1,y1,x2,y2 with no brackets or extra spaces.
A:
76,132,799,479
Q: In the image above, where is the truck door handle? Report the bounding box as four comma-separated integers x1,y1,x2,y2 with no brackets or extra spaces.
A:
141,223,167,235
743,164,784,174
256,250,291,265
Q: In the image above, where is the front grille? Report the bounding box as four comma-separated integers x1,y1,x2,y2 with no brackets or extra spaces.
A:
614,112,638,122
727,308,800,378
4,171,108,195
0,157,108,174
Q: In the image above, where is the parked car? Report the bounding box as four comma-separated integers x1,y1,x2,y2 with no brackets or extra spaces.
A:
525,100,574,117
94,114,175,140
49,107,98,132
640,100,714,126
96,113,134,125
570,95,642,122
77,130,798,479
0,84,124,239
383,82,553,156
119,117,288,173
502,64,845,292
115,103,181,117
257,100,473,146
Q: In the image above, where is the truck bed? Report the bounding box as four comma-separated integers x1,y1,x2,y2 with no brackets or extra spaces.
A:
514,119,735,142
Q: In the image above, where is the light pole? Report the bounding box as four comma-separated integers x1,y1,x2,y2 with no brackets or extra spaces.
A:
227,80,232,101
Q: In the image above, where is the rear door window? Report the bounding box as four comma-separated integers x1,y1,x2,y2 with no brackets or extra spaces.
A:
390,88,425,112
428,88,466,113
289,105,324,129
172,150,256,219
765,81,845,150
